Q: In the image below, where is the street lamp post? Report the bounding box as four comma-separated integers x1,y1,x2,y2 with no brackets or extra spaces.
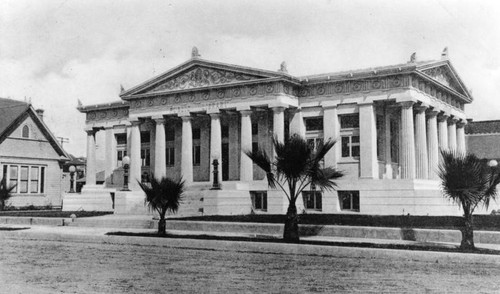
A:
69,165,76,193
210,159,221,190
122,156,131,191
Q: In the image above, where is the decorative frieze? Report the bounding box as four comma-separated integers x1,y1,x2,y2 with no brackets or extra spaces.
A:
86,107,129,122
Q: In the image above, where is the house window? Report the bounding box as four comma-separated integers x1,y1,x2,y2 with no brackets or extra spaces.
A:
250,191,267,211
3,164,45,194
141,148,150,167
22,125,29,138
340,114,360,159
305,117,323,132
338,191,360,211
193,145,201,166
166,147,175,166
341,136,360,157
303,191,322,210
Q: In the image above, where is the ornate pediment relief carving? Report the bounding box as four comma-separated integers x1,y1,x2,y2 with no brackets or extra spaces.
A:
421,66,465,95
145,66,266,93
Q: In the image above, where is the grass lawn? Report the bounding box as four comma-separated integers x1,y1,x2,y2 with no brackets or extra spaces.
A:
171,214,500,231
0,210,113,218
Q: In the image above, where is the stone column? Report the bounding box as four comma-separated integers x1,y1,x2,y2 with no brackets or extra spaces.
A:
438,114,449,151
104,127,116,184
426,110,439,179
272,107,285,143
384,107,393,179
85,129,97,186
240,109,253,182
153,117,166,179
415,105,428,179
181,115,193,184
129,120,142,189
289,108,305,138
457,120,466,154
209,112,222,185
399,101,416,179
448,117,457,152
323,105,339,168
359,102,378,179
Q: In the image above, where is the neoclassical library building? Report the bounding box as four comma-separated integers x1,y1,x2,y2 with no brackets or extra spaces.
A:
64,48,494,216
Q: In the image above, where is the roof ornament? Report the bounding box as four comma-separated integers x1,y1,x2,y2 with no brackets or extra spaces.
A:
191,46,201,59
409,52,417,63
278,61,288,73
120,84,125,94
441,47,448,60
77,99,83,108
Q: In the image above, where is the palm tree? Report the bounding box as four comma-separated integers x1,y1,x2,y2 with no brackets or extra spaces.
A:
0,178,16,211
245,134,343,242
138,175,185,235
438,150,500,250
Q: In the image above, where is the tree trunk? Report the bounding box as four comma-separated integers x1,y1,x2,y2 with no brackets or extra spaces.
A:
158,217,166,236
283,202,300,243
460,214,475,250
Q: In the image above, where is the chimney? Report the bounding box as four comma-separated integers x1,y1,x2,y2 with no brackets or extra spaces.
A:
36,109,45,121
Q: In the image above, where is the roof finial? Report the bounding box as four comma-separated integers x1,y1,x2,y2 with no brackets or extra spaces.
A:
120,84,125,94
409,52,417,63
441,47,448,59
77,99,83,108
278,61,288,73
191,46,201,59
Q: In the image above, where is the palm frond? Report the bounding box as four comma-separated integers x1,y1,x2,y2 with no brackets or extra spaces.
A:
138,174,185,217
244,145,276,188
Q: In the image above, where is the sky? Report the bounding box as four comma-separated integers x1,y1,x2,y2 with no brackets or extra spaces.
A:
1,0,500,157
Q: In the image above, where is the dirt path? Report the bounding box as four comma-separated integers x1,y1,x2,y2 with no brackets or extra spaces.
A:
1,238,499,293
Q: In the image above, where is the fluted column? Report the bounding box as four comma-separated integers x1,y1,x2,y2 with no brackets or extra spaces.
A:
129,120,142,189
181,115,193,184
457,120,466,155
153,117,166,179
438,114,449,151
448,117,457,152
272,107,285,142
240,109,253,182
85,129,97,186
323,105,339,168
399,101,416,179
104,127,116,184
415,105,428,179
359,102,378,179
426,110,439,179
209,112,222,185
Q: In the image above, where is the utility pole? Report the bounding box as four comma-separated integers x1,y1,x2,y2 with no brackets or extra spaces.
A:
57,137,69,148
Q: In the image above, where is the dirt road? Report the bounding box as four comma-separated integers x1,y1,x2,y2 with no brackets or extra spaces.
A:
1,237,499,293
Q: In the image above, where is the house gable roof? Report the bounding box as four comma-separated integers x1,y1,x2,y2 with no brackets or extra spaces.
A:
0,97,69,159
120,58,293,98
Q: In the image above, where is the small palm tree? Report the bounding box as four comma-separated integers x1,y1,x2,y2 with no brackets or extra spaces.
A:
138,175,185,235
246,134,343,242
0,178,16,211
438,150,500,250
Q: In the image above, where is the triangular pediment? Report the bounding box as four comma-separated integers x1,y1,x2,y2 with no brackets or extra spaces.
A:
122,59,286,97
418,62,469,97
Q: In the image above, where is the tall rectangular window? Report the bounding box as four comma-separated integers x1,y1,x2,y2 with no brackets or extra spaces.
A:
250,191,267,211
252,123,258,135
193,145,201,166
141,148,150,167
9,166,18,193
30,167,39,193
221,125,229,138
40,167,45,193
303,191,322,210
338,191,360,211
192,128,201,140
340,114,360,159
305,117,323,131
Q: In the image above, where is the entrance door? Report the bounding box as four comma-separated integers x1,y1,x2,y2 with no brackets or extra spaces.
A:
222,143,229,181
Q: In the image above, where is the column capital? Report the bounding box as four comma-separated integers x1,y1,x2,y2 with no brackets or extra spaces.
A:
130,119,141,126
399,100,415,108
85,129,97,135
180,115,192,122
457,119,467,128
271,106,285,113
438,113,449,122
239,109,253,116
426,109,440,118
320,101,339,109
152,117,165,124
209,112,220,118
448,116,458,124
414,104,428,113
